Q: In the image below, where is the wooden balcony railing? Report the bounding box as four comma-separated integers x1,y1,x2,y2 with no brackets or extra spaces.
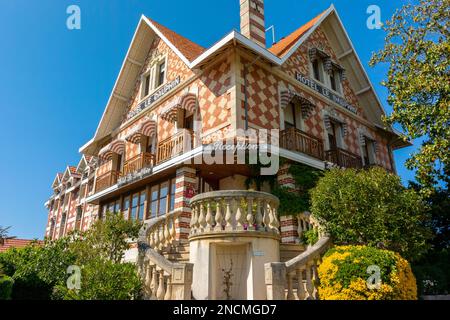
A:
280,127,324,160
156,129,194,164
94,170,121,193
325,148,363,169
123,152,155,176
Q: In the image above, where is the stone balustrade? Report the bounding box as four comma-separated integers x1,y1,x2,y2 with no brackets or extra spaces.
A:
265,213,331,300
138,211,193,300
297,212,325,244
189,190,280,237
146,212,180,252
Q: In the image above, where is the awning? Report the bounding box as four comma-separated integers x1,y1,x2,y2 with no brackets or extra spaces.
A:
124,117,157,144
160,92,197,123
98,139,126,161
280,89,316,118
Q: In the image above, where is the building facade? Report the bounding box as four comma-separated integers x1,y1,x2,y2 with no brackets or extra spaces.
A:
44,1,408,300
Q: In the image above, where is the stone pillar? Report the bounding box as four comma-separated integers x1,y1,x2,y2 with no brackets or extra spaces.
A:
264,262,287,300
174,167,197,242
170,263,194,300
277,163,299,243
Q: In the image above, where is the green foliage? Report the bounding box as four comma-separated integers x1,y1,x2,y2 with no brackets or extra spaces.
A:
0,213,143,300
0,275,14,300
70,212,142,264
310,167,431,261
411,181,450,295
53,259,142,300
272,163,323,216
370,0,450,196
301,229,319,245
0,240,77,300
413,249,450,295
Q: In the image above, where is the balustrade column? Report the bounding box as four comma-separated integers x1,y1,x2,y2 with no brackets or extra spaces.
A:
296,267,306,300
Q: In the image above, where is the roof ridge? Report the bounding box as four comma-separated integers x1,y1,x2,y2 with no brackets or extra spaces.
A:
146,17,206,62
269,8,328,57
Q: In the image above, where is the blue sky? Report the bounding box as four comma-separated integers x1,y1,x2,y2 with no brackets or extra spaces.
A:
0,0,418,239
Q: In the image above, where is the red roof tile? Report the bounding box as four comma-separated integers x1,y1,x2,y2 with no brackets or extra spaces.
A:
0,239,43,253
147,18,206,62
269,9,327,57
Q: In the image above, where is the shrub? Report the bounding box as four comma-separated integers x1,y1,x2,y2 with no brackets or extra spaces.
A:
318,245,417,300
0,275,14,300
53,258,142,300
310,167,431,261
301,229,319,245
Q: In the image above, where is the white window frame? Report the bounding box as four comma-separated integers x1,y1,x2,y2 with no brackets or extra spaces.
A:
139,55,168,101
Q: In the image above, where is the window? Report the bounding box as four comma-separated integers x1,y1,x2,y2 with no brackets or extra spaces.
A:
159,182,168,216
328,121,341,150
363,138,376,166
75,207,82,230
138,192,146,220
131,193,139,220
49,219,55,239
59,212,67,238
284,102,296,129
157,61,166,87
149,179,175,218
122,196,130,220
150,185,159,219
329,69,342,94
184,114,194,130
312,59,322,82
144,73,151,97
169,180,176,212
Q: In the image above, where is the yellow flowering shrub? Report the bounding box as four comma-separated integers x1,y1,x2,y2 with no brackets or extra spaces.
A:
318,245,417,300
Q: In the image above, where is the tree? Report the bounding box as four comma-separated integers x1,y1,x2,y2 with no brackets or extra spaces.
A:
0,226,16,246
370,0,450,196
409,179,450,294
310,167,431,261
70,212,142,264
0,213,143,300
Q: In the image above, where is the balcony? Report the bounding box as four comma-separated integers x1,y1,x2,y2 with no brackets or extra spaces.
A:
123,152,155,176
325,147,363,169
156,129,194,164
189,190,280,237
280,127,324,161
94,170,121,193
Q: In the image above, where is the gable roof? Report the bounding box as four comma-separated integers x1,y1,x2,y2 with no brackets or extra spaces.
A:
51,173,62,188
147,18,206,62
80,5,402,155
0,239,43,253
269,9,328,57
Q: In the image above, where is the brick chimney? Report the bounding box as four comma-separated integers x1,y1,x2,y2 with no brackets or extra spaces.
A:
240,0,266,47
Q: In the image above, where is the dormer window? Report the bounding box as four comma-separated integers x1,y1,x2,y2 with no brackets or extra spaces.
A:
143,73,151,97
140,56,167,99
157,61,166,87
312,59,323,82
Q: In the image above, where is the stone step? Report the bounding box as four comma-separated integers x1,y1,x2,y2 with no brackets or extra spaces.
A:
280,243,306,262
164,242,190,263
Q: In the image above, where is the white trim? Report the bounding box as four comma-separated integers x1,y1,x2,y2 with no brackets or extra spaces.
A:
279,148,325,170
142,16,192,67
79,5,391,153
